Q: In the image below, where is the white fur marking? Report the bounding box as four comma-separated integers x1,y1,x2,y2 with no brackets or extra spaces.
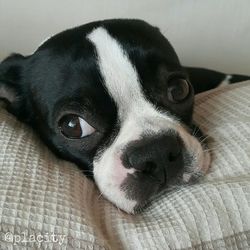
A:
219,74,232,87
87,27,151,118
87,27,209,213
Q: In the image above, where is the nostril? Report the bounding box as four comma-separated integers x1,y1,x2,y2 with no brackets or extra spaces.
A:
142,161,156,174
168,149,182,162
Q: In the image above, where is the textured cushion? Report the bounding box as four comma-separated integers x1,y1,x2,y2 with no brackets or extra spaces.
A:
0,82,249,249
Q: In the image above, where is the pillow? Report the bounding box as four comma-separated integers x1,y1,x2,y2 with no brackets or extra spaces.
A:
0,81,249,249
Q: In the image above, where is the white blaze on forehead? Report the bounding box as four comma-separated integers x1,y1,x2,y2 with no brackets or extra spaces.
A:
86,27,208,213
87,26,177,213
87,27,150,118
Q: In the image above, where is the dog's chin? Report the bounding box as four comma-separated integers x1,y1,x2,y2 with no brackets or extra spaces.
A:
93,132,211,214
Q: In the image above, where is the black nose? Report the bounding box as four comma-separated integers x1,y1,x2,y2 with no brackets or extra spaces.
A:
122,134,184,184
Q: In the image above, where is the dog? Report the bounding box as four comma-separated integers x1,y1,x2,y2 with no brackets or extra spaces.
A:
0,19,249,213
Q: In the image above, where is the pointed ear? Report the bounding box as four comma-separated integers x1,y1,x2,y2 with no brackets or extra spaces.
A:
0,53,26,104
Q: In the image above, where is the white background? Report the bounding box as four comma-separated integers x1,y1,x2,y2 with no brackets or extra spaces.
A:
0,0,250,74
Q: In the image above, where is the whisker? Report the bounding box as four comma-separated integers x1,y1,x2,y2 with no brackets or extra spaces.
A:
203,147,219,153
114,204,121,213
194,119,211,129
199,135,211,144
192,126,200,137
98,191,104,200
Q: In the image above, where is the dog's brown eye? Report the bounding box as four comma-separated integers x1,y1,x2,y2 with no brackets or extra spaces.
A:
59,114,95,139
167,78,190,103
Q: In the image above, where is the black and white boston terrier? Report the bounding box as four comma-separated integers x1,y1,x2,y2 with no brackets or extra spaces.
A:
0,19,249,213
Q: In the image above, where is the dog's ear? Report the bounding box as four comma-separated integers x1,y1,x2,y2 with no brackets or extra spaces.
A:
0,53,32,123
0,53,26,104
0,54,25,104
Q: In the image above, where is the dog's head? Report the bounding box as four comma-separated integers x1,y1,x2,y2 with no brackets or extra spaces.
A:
0,19,210,213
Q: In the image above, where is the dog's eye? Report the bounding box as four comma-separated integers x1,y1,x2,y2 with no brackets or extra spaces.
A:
167,78,190,103
59,115,95,139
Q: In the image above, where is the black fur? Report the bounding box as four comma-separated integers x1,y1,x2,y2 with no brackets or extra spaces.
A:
0,19,249,177
185,67,250,94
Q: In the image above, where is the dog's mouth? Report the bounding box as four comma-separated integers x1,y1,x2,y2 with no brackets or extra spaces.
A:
93,125,211,214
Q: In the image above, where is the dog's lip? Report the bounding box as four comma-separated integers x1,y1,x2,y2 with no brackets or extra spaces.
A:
133,201,151,214
120,148,209,213
133,170,205,213
127,170,166,185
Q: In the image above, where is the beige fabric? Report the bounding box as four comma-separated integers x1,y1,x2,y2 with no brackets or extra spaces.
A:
0,82,250,249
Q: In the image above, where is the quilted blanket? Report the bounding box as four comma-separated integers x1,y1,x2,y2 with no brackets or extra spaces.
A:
0,81,249,249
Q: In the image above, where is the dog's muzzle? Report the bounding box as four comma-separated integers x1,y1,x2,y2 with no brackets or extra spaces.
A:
93,124,210,214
